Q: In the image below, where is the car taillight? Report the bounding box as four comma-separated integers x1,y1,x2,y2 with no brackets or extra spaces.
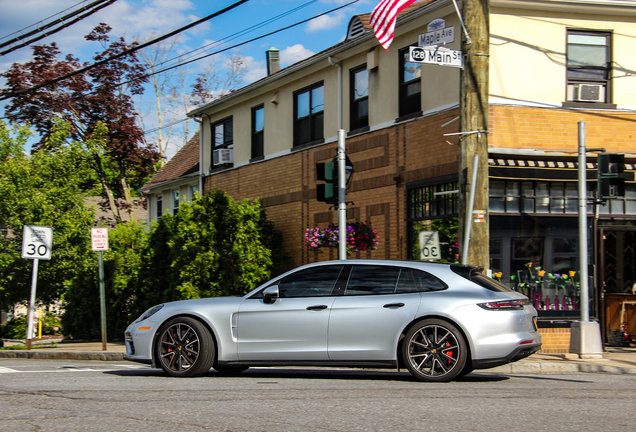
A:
478,299,529,310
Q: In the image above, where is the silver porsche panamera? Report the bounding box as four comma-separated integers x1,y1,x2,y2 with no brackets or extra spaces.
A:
124,260,541,382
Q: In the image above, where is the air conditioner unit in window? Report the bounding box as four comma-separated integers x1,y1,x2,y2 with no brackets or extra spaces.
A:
573,84,604,102
213,148,233,165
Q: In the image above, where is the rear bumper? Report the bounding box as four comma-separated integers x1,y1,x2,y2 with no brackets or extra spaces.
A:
471,343,541,370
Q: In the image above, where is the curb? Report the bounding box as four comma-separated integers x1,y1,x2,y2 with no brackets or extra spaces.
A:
1,352,635,374
488,361,636,375
0,351,125,361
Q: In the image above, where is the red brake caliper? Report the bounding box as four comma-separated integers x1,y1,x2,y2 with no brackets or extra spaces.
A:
445,341,453,364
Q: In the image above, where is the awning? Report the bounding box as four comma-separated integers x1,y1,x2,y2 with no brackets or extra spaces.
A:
488,158,636,182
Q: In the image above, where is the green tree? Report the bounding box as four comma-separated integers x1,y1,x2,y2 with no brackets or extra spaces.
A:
132,190,273,317
62,221,146,340
0,119,96,306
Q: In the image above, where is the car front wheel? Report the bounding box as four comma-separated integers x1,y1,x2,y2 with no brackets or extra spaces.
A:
156,317,214,377
403,319,467,382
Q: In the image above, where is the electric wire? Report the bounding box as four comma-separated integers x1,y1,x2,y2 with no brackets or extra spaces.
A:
0,0,114,51
140,0,319,75
117,0,359,91
0,1,118,57
1,0,360,139
0,0,250,102
0,0,106,42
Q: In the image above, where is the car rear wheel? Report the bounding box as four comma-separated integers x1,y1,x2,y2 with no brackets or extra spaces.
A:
156,317,214,377
403,319,467,382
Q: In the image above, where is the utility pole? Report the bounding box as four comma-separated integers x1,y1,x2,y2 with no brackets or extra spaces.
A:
459,0,489,268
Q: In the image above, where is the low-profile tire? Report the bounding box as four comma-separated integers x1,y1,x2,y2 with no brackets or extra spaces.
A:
156,317,215,377
213,365,249,375
457,364,474,378
402,319,467,382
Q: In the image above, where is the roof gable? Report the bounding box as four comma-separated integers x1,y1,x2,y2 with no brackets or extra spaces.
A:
141,132,200,191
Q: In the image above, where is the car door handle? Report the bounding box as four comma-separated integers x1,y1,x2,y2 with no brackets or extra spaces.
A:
383,303,405,308
306,305,328,310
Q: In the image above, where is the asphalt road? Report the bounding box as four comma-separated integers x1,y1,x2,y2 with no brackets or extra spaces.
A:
1,359,634,432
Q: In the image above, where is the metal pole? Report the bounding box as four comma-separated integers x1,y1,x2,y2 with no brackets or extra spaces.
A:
26,258,39,350
337,129,347,260
98,250,107,350
578,121,590,322
461,154,479,265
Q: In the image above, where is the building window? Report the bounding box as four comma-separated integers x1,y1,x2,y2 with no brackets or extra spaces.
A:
173,190,180,214
190,184,199,200
399,45,421,118
211,116,233,169
156,194,163,218
294,82,324,147
252,105,264,159
566,30,612,104
407,180,459,261
350,65,369,131
408,181,459,220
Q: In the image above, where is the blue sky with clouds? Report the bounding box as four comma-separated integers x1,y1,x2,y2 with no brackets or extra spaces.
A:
0,0,386,156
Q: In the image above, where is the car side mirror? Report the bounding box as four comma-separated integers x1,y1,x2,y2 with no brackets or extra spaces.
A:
263,286,279,304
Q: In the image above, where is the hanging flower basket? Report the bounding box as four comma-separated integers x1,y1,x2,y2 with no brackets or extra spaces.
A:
304,221,379,255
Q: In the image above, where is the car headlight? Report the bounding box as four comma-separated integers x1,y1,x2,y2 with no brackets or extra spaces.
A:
134,304,164,323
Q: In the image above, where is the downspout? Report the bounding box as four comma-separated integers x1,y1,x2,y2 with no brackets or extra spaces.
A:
328,56,342,130
193,115,207,194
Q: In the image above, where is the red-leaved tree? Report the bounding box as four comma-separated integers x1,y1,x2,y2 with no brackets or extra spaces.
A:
1,23,161,223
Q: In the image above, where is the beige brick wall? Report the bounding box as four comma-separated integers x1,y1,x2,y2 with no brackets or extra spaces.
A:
490,106,636,154
203,109,461,268
538,328,572,354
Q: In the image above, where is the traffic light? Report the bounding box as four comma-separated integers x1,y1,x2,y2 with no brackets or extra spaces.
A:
316,160,338,205
597,153,632,200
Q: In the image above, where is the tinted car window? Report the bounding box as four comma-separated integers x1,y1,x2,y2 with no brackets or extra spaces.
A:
396,268,447,293
277,265,343,298
345,266,400,295
450,264,513,292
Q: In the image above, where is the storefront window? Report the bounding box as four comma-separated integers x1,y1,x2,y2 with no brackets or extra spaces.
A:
490,216,588,319
407,180,459,262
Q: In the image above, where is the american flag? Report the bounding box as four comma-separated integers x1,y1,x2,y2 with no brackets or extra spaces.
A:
370,0,419,51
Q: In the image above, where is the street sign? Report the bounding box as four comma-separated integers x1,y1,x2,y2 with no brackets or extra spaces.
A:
409,46,464,68
419,25,455,47
419,231,441,260
473,209,487,223
21,225,53,260
91,228,109,251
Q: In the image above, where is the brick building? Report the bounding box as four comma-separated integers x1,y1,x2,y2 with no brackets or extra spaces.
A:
144,0,636,351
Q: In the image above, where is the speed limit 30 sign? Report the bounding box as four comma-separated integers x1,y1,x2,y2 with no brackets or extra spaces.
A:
22,225,53,260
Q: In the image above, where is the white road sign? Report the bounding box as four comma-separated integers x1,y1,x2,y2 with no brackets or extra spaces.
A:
419,25,455,46
419,231,441,261
21,225,53,260
91,228,109,251
409,46,464,68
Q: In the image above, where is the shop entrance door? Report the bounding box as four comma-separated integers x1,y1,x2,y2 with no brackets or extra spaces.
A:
598,226,636,346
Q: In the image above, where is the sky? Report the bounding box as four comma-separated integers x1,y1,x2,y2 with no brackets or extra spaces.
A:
0,0,384,158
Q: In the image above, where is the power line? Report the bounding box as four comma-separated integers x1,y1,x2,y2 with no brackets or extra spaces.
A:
0,0,104,42
0,0,118,57
139,0,320,75
120,0,360,90
0,0,250,102
0,0,113,50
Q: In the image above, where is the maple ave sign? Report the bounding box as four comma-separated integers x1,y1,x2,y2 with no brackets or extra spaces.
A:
409,18,463,69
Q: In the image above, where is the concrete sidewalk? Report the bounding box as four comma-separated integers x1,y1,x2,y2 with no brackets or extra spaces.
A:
2,339,636,375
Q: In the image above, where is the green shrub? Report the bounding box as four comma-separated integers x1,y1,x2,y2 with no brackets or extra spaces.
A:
1,311,63,339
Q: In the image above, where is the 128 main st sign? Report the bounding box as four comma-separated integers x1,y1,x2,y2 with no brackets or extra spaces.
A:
409,46,464,69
